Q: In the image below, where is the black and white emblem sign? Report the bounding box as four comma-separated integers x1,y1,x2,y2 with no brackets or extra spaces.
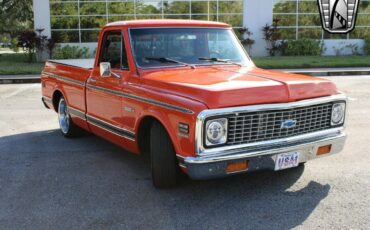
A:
317,0,359,33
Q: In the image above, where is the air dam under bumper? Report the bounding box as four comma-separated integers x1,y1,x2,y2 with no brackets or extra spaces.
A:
179,128,346,180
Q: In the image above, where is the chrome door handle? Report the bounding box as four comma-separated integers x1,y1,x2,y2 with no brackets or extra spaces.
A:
88,78,97,83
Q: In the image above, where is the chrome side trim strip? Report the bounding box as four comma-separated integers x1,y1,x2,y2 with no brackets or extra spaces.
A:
42,71,193,114
86,84,194,114
195,94,347,155
86,114,136,141
43,70,192,134
42,71,85,86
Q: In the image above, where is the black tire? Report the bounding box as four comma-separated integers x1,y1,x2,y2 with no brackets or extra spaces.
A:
57,97,81,138
150,121,178,188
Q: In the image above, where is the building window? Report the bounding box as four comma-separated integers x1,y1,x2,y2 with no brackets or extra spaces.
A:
273,0,370,40
50,0,243,43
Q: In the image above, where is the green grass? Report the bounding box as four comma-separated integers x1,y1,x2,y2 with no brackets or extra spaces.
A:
0,53,44,75
253,55,370,69
0,53,370,75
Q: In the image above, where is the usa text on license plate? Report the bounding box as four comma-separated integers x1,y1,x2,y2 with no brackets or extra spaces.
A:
275,152,300,170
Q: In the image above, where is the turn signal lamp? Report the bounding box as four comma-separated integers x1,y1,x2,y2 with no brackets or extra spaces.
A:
226,161,249,173
317,145,332,156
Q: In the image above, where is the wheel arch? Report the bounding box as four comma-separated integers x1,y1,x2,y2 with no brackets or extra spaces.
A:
136,112,181,157
52,89,64,112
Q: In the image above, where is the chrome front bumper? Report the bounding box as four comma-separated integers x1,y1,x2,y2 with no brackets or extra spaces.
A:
178,128,346,180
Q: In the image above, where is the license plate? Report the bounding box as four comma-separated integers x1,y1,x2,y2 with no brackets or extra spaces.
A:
275,152,300,171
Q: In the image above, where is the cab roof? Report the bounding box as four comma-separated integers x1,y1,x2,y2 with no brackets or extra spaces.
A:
106,19,231,28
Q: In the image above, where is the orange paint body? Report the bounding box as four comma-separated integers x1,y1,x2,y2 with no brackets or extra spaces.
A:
41,20,339,167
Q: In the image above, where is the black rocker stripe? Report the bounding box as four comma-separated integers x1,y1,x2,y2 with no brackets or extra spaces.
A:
42,96,52,103
42,71,85,87
42,96,52,109
86,115,136,141
86,84,194,115
66,106,135,141
68,107,86,120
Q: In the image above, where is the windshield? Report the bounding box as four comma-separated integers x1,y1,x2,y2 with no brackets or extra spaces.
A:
129,28,253,68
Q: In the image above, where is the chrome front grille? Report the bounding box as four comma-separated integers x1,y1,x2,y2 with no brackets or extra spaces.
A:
227,103,333,145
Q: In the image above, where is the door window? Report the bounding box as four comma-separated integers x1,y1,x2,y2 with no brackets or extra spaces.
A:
99,31,129,70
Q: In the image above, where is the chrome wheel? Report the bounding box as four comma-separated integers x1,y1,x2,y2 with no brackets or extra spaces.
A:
58,98,70,134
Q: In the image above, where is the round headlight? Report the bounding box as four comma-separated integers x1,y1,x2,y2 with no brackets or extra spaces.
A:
205,118,228,146
331,103,345,125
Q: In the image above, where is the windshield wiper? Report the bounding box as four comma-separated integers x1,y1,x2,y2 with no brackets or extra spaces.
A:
145,57,195,69
198,57,242,67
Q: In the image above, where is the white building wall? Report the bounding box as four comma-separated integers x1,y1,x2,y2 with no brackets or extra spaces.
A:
33,0,51,37
243,0,273,57
323,39,365,56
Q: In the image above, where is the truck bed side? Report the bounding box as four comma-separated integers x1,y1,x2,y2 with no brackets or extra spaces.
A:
41,59,93,129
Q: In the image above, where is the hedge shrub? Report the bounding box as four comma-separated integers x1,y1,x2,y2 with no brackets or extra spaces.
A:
53,45,90,59
282,39,323,56
364,38,370,55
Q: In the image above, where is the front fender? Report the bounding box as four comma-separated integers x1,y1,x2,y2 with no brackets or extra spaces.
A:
135,107,201,158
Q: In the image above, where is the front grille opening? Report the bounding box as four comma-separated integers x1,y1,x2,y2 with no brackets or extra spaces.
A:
227,103,333,146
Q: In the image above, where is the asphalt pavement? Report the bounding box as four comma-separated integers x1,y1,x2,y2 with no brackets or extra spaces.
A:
0,76,369,229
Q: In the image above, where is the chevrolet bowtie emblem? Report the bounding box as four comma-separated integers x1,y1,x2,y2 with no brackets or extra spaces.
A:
317,0,359,33
281,119,297,129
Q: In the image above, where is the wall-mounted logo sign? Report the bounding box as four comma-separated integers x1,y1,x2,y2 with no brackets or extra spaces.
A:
317,0,360,33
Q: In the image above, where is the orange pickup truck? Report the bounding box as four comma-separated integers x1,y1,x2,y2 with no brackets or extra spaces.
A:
41,20,347,188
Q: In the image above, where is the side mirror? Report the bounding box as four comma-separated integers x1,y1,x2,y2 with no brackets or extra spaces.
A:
100,62,111,78
99,62,121,79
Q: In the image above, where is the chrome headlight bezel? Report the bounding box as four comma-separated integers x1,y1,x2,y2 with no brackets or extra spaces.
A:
331,102,346,126
204,118,228,147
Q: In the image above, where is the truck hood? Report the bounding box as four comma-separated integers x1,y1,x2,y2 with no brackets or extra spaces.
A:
140,66,338,109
